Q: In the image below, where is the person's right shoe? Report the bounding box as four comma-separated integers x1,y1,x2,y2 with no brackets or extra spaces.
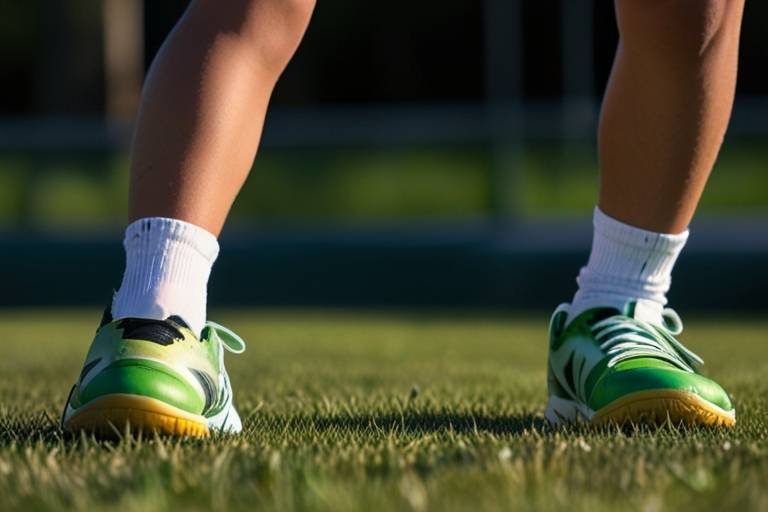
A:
545,301,735,427
62,309,246,438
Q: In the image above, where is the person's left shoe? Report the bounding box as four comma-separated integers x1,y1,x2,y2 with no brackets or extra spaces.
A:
62,309,246,438
545,302,735,427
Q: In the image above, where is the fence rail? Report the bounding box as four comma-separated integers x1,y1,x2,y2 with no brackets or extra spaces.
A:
2,97,768,152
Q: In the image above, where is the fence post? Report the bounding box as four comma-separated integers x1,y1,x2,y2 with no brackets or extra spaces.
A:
560,0,596,168
102,0,145,124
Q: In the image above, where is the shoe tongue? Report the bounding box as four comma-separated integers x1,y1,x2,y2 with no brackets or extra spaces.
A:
625,299,664,326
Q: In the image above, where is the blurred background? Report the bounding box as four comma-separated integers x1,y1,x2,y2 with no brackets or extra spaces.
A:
1,0,767,310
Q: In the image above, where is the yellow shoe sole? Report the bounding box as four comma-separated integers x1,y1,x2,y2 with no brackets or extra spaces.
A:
64,394,209,438
591,389,736,427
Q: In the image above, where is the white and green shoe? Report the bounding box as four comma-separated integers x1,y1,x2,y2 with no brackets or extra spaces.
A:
62,309,246,437
545,302,735,427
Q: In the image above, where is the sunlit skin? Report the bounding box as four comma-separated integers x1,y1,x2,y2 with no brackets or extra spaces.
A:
128,0,743,237
599,0,744,234
128,0,315,235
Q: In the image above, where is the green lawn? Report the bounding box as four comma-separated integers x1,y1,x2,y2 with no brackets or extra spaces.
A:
0,310,767,511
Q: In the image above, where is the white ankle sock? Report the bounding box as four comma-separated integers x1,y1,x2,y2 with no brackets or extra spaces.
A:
111,217,219,336
568,207,689,325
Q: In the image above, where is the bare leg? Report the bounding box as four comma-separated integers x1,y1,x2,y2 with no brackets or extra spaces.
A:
63,0,317,438
547,2,743,430
599,0,744,233
128,0,315,235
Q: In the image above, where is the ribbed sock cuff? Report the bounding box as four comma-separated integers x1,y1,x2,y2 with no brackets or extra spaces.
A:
569,207,689,324
112,217,219,335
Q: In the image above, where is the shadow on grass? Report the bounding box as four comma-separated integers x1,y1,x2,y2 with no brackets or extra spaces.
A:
0,411,549,445
251,411,549,437
0,411,64,445
1,409,650,446
271,411,702,439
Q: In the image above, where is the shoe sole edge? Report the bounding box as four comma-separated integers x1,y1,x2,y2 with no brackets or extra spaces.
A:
64,393,209,438
591,389,735,427
547,389,735,428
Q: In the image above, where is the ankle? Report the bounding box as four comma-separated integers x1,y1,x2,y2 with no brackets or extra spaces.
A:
569,207,688,324
111,217,219,336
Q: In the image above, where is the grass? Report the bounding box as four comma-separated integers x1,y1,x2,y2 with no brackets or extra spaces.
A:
0,309,767,511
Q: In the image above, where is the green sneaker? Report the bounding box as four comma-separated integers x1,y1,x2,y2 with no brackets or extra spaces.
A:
62,309,246,437
545,302,735,427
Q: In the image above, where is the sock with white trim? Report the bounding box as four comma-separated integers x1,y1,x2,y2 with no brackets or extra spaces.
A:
111,217,219,336
568,207,689,325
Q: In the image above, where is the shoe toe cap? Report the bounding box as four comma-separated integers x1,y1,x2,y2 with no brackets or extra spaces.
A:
588,363,733,413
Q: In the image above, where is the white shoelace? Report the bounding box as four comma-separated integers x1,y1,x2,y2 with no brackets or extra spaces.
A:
205,321,246,354
592,308,703,372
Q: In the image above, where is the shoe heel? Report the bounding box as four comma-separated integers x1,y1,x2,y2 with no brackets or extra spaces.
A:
64,393,208,437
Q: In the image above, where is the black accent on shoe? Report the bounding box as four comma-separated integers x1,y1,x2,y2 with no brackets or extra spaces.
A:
585,308,621,327
166,315,191,331
575,357,586,391
98,306,114,329
563,352,576,396
60,384,76,429
78,358,102,384
190,368,216,413
117,318,184,346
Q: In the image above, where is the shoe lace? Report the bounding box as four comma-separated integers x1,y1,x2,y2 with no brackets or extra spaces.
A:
591,308,703,372
205,321,246,354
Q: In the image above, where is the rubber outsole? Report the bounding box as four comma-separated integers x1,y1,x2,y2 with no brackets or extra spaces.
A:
591,389,736,427
64,394,209,438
